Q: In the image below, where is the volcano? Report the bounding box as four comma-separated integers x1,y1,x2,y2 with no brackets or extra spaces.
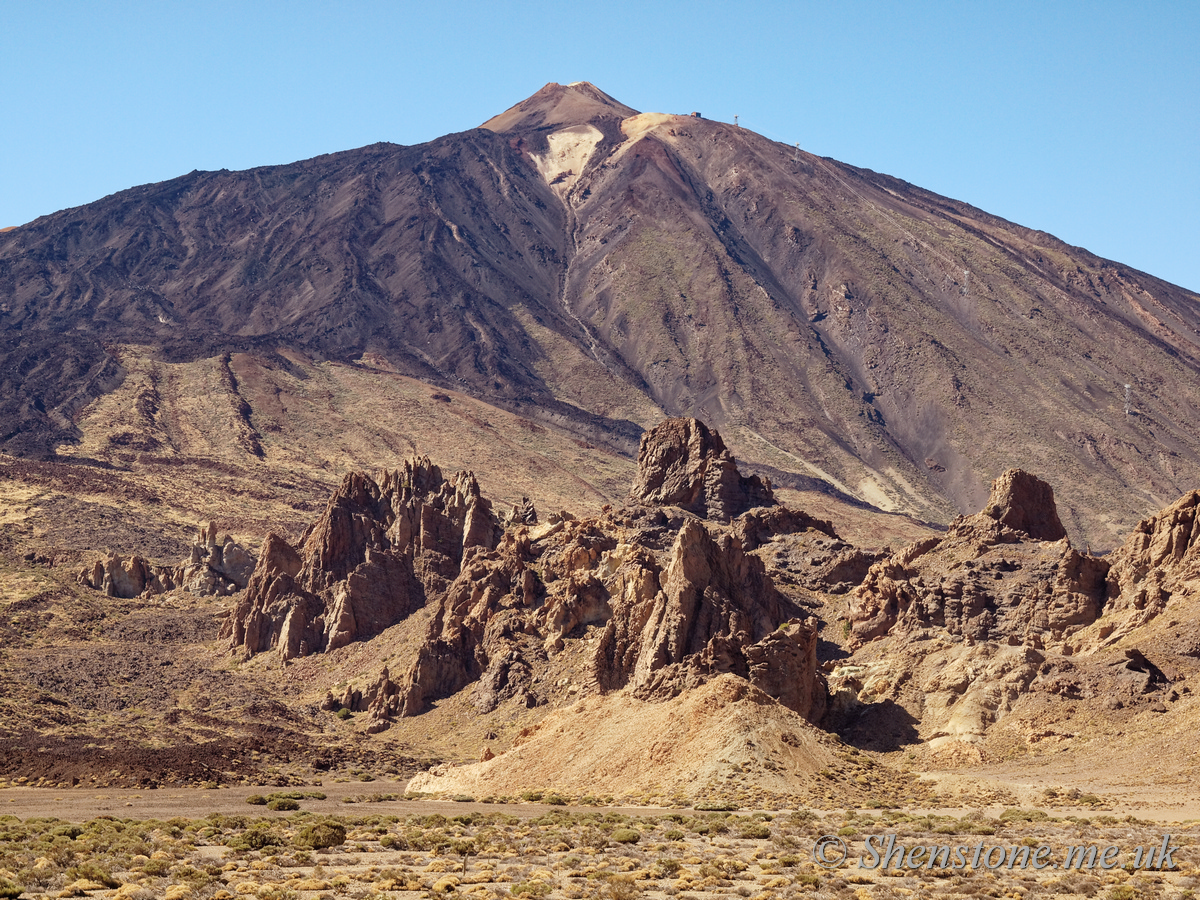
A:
2,81,1199,546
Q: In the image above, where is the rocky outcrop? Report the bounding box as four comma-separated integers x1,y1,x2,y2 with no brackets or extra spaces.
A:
318,667,404,733
76,523,256,599
179,523,255,596
629,418,774,522
848,470,1108,649
981,469,1067,541
594,519,825,720
362,667,404,734
216,429,829,725
393,428,828,722
77,553,179,599
223,457,501,660
745,620,827,723
397,516,827,723
1088,490,1200,645
399,534,541,716
507,497,538,526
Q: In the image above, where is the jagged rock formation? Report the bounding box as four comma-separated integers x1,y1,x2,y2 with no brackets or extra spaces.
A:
848,470,1109,649
231,418,828,724
76,553,181,599
507,497,538,526
594,519,825,719
223,457,501,660
319,667,404,734
628,418,774,522
1088,490,1200,646
76,523,255,599
179,523,255,595
834,472,1200,762
395,419,828,722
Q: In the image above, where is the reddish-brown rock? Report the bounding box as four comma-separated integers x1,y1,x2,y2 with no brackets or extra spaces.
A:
1092,490,1200,644
982,469,1067,541
593,518,825,721
223,456,501,660
76,523,256,599
629,418,774,522
848,471,1107,649
77,553,177,599
396,513,828,723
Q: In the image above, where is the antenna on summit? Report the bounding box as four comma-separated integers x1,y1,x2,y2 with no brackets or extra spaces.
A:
734,114,739,128
794,142,800,162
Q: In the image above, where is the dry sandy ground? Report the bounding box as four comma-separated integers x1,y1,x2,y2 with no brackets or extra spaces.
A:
4,779,1200,826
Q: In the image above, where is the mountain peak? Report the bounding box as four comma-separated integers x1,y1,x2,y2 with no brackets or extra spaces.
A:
481,81,638,134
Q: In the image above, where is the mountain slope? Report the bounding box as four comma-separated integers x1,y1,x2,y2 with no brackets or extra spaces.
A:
2,82,1199,546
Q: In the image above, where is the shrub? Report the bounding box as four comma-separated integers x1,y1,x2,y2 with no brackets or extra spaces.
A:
226,826,283,851
739,823,771,839
604,875,641,900
267,798,300,811
520,790,544,802
664,829,685,841
544,794,568,806
694,801,738,811
0,878,21,900
245,795,268,806
66,862,119,888
452,794,476,803
295,821,346,850
336,708,352,719
512,882,553,897
611,829,641,844
379,833,407,850
141,858,171,876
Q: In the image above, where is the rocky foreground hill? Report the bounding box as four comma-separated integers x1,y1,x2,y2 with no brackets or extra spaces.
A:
33,417,1198,808
2,82,1200,549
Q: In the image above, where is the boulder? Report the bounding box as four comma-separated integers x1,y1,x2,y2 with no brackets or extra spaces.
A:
508,496,538,526
77,554,176,598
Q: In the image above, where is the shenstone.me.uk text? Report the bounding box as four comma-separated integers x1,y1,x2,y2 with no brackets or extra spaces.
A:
811,834,1179,871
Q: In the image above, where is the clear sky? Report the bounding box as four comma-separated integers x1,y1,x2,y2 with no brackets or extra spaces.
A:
2,1,1197,291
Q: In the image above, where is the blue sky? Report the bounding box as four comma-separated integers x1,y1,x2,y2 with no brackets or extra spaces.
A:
3,1,1197,291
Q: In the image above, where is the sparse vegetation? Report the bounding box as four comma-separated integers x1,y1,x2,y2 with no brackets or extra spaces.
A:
0,806,1193,899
